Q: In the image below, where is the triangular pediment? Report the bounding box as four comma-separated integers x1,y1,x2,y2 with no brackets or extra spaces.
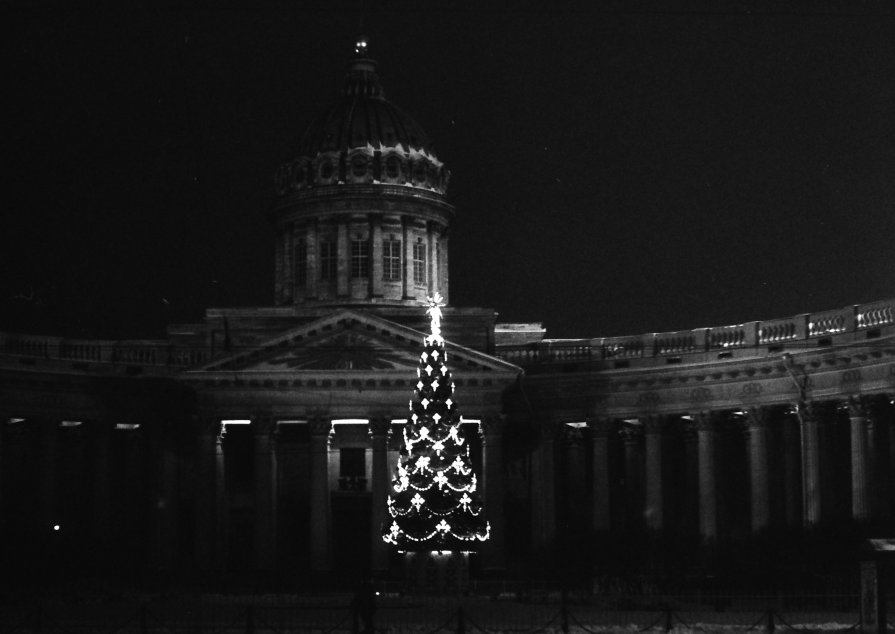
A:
188,309,520,376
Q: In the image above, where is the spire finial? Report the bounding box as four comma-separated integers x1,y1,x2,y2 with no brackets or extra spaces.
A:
354,34,369,58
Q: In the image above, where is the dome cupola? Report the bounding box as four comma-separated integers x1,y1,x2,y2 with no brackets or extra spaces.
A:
270,38,453,308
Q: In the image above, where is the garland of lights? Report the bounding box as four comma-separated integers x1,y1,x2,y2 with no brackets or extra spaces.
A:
382,292,490,549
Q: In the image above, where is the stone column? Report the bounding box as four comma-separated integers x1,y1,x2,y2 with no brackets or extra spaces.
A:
439,233,450,304
283,224,294,301
195,418,218,570
621,423,643,532
402,217,415,299
336,221,349,298
40,418,58,531
307,220,319,299
588,419,613,534
782,413,802,529
643,416,664,533
253,417,278,573
214,423,228,571
745,407,771,533
848,397,871,522
92,420,112,545
531,421,558,560
369,417,391,573
479,416,506,571
694,412,719,543
427,223,438,295
158,440,178,571
371,216,383,298
309,417,333,573
797,402,823,527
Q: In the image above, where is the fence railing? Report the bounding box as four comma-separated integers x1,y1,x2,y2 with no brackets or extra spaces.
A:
0,592,870,634
496,297,895,367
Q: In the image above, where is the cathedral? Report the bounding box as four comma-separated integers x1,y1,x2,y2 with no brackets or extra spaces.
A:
2,37,894,591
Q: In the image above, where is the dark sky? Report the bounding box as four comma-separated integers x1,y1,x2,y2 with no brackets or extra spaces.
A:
2,2,893,340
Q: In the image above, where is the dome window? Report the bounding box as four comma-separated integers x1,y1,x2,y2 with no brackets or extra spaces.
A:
319,159,335,182
413,162,427,185
385,155,401,180
351,155,368,179
294,165,306,187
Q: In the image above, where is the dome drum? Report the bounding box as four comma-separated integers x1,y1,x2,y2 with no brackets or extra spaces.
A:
275,150,449,195
275,213,449,308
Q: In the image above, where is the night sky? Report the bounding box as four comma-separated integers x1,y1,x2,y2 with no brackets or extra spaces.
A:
2,2,893,341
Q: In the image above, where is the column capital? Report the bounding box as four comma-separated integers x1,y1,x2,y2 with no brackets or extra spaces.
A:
692,410,722,432
195,415,223,440
846,395,871,419
538,420,564,442
368,417,392,437
744,406,771,429
251,415,278,436
308,417,332,437
642,415,665,435
587,418,615,438
480,414,507,437
620,422,643,444
562,425,585,445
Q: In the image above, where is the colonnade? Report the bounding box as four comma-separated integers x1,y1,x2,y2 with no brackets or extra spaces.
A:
530,396,895,557
193,413,505,577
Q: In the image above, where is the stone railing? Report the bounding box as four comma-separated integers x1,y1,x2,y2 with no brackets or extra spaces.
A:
495,298,895,367
0,332,208,370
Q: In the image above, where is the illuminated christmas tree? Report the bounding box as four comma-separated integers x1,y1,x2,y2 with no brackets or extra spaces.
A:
383,292,490,551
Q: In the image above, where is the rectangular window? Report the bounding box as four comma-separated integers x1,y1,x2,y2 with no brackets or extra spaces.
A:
383,238,402,281
293,237,307,289
351,240,369,279
320,240,336,282
413,241,427,287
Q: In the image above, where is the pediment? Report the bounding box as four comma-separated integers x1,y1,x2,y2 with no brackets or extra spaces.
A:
189,309,520,376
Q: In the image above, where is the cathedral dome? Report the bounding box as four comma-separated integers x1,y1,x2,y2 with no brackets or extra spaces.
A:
270,37,454,309
275,38,450,196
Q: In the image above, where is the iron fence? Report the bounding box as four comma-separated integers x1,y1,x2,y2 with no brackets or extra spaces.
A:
0,591,879,634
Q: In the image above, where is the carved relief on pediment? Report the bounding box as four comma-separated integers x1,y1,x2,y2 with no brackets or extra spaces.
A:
265,331,416,371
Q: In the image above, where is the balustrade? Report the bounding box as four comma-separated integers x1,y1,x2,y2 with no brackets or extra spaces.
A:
494,297,895,367
857,299,895,330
